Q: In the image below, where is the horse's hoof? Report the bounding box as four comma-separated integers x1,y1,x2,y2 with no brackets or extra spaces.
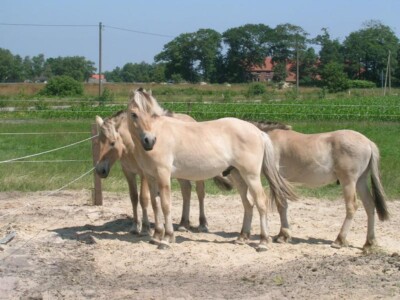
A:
256,244,268,252
139,229,152,237
129,226,140,235
197,225,209,233
274,235,291,244
157,242,171,250
149,238,160,245
234,238,248,245
362,241,380,254
331,237,348,249
177,225,188,232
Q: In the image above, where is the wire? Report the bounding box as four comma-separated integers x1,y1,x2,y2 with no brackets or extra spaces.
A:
0,22,97,28
0,132,91,135
0,22,174,38
0,135,97,164
104,25,174,38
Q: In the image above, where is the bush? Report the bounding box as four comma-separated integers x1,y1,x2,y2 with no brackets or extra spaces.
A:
39,76,84,97
99,88,114,103
320,63,350,93
246,82,266,97
349,80,376,89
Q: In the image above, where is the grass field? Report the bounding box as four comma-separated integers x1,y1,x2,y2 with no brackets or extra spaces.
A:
0,119,399,200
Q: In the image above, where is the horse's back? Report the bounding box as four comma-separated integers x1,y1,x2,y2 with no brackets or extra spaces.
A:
269,129,374,187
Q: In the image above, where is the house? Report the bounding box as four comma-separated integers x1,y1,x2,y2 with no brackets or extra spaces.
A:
249,57,296,83
88,74,106,83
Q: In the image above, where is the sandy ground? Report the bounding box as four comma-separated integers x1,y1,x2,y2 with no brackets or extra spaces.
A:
0,190,399,300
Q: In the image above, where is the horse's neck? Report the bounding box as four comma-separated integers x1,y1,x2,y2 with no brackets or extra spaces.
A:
111,113,135,155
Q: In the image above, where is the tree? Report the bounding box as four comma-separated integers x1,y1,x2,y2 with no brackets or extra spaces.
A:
314,28,344,66
120,62,153,82
343,20,399,84
271,23,308,63
297,48,319,85
222,24,273,83
272,62,287,83
0,48,24,82
155,29,222,83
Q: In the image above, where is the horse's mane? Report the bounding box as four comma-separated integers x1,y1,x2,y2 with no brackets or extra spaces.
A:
129,87,172,117
249,120,292,132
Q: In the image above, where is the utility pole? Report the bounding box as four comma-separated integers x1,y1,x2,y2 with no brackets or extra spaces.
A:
384,50,391,96
98,22,103,99
296,40,299,96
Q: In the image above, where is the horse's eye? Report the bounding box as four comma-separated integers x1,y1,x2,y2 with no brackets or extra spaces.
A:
131,112,138,120
110,142,115,147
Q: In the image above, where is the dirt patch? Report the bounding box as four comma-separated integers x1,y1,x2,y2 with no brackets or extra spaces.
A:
0,190,399,299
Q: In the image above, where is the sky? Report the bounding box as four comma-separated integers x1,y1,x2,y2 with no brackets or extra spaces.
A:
1,0,399,72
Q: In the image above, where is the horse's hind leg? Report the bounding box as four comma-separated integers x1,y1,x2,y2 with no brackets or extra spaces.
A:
177,179,192,232
356,173,378,251
332,180,359,248
229,170,253,245
274,199,291,243
195,180,208,232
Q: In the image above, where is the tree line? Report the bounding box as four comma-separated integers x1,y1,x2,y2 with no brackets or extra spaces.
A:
1,20,399,89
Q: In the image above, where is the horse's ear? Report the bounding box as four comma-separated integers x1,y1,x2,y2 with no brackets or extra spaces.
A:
148,89,152,95
96,115,104,127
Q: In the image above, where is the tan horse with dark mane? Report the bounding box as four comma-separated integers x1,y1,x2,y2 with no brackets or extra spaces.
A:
251,121,390,251
126,88,297,251
95,111,230,235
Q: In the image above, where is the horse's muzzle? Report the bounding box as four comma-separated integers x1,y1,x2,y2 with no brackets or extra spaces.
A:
95,160,110,178
140,133,157,151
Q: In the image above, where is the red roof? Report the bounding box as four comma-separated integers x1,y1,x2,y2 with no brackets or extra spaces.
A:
90,74,105,80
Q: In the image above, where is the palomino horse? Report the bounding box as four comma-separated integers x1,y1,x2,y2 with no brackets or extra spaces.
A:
252,121,390,251
126,88,297,251
95,110,230,234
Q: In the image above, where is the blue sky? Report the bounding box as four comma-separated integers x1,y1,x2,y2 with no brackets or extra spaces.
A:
1,0,399,71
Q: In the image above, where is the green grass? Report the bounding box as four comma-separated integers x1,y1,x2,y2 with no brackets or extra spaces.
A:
0,119,399,200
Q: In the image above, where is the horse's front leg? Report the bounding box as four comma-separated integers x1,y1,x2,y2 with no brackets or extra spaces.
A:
139,175,152,236
157,172,175,250
147,177,164,244
122,169,140,234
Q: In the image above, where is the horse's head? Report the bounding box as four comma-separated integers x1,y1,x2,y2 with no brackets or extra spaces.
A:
128,105,157,152
127,88,164,151
95,114,127,178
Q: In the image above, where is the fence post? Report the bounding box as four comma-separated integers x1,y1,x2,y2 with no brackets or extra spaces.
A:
91,123,103,206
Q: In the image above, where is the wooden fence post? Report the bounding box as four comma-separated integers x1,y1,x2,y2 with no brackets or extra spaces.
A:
91,123,103,206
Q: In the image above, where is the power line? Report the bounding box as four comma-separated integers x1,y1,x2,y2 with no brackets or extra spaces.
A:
105,25,174,38
0,22,97,28
0,22,175,38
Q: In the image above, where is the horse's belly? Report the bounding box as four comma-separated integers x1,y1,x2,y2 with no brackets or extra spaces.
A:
281,167,336,188
171,160,227,181
172,167,225,181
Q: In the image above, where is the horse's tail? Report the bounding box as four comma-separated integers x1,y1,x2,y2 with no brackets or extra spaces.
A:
369,141,390,221
212,175,234,191
261,132,298,208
